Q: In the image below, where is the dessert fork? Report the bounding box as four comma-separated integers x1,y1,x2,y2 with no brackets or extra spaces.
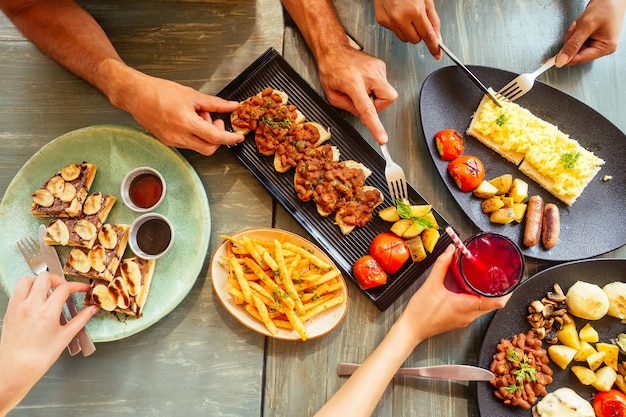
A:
498,55,557,101
380,143,408,203
17,237,81,356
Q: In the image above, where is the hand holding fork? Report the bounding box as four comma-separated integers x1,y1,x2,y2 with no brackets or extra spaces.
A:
16,237,97,356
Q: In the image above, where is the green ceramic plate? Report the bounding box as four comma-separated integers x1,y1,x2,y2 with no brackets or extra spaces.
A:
0,125,210,342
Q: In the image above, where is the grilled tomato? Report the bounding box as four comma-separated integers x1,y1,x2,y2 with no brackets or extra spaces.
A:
353,255,388,289
369,232,410,274
435,129,465,161
447,155,485,192
593,390,626,417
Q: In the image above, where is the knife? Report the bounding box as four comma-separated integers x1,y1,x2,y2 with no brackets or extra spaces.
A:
438,40,502,107
337,362,495,381
38,225,97,357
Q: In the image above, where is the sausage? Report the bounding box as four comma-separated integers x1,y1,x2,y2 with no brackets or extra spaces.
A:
541,203,560,249
523,195,544,247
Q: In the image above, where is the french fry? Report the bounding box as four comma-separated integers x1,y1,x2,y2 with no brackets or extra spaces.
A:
275,239,305,315
282,242,332,270
302,296,344,321
243,257,295,310
229,255,252,304
256,242,279,271
282,305,308,341
251,292,277,335
242,235,267,269
221,234,345,340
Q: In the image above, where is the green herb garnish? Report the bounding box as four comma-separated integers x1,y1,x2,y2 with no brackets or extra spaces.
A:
496,113,508,127
506,348,537,393
560,151,580,169
395,200,434,229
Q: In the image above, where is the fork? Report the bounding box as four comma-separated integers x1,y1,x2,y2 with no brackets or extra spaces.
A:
380,143,409,203
498,55,557,101
17,237,82,356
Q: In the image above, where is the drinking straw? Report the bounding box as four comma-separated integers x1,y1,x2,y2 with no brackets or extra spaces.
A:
445,226,474,259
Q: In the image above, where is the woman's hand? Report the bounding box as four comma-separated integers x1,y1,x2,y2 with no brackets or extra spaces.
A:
0,272,99,415
400,244,511,346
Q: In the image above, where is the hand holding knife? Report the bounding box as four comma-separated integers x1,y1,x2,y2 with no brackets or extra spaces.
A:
38,225,96,357
438,40,502,107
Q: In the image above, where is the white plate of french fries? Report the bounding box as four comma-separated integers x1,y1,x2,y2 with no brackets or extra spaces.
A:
211,228,348,341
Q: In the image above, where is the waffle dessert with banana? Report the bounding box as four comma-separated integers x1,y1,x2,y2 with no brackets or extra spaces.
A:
84,256,156,317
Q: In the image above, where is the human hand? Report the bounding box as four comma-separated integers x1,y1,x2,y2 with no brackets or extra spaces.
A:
112,68,244,156
316,46,398,144
400,245,512,345
556,0,626,67
374,0,441,59
0,272,99,411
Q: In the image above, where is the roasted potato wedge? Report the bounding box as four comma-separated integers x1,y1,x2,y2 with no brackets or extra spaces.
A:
405,235,427,262
378,206,400,222
402,221,426,239
481,197,504,213
473,180,499,199
572,366,598,385
488,174,513,195
489,207,516,224
390,219,412,237
421,228,440,254
513,203,527,222
410,205,432,218
509,178,529,203
422,212,439,229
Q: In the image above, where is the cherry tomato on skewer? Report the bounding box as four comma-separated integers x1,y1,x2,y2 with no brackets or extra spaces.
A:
353,255,388,290
447,155,485,192
369,232,410,274
435,129,465,161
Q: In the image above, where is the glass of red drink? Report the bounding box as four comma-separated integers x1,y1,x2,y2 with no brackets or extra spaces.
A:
445,232,524,297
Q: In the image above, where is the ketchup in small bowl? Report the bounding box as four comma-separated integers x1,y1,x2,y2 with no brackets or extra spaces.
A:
129,213,174,260
121,167,166,212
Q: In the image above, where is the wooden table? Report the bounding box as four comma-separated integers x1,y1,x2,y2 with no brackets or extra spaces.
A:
0,1,624,416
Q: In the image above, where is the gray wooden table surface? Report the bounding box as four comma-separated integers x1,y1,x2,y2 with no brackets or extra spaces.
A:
1,1,624,416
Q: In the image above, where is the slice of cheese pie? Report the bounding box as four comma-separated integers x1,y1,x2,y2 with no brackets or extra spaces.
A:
467,93,605,205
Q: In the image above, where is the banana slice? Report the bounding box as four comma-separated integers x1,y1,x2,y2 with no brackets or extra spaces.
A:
91,284,117,311
61,163,81,181
47,220,70,245
46,175,66,198
98,224,118,249
121,259,142,296
32,189,54,207
68,248,91,273
83,192,103,215
88,245,107,272
66,197,83,218
59,182,77,203
74,219,97,242
110,276,131,309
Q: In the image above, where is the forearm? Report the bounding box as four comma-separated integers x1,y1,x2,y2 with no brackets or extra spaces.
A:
281,0,352,62
1,0,136,109
314,313,425,417
0,358,34,417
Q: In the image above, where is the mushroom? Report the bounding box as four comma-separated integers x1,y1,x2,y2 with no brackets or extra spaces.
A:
547,283,566,302
529,300,544,314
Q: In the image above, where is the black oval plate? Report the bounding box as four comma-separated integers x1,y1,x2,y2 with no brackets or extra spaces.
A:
419,66,626,261
477,259,626,416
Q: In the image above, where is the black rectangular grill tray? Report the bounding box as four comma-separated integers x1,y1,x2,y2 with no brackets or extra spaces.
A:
213,48,453,311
